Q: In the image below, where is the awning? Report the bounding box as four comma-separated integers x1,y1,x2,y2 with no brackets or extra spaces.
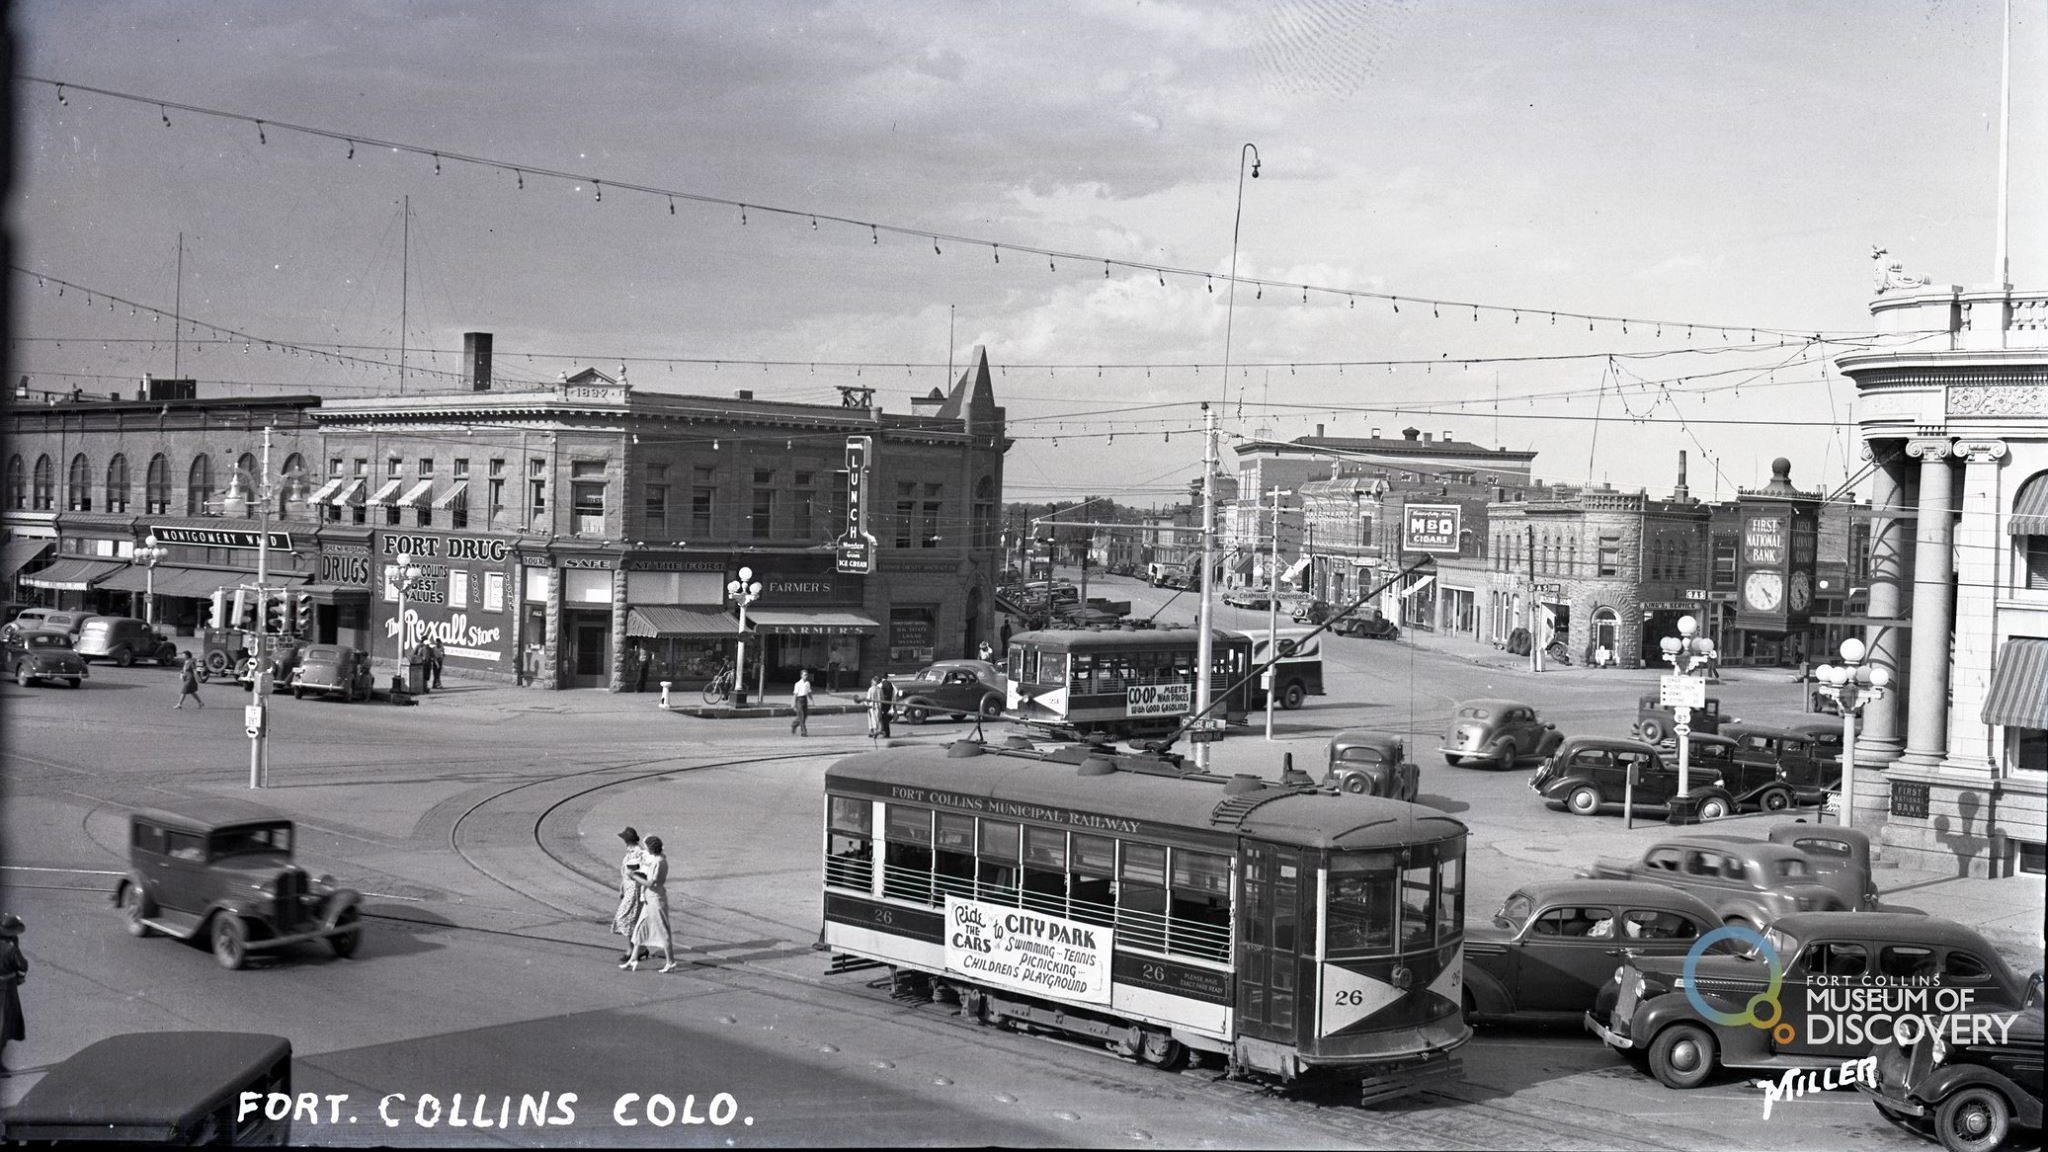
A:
363,479,404,507
1,539,53,585
307,477,347,504
394,479,436,508
295,583,372,602
1283,555,1313,582
1982,638,2048,730
1230,555,1255,576
431,480,470,510
328,478,365,506
20,557,126,591
2008,473,2048,536
744,608,882,636
626,606,741,638
98,564,310,598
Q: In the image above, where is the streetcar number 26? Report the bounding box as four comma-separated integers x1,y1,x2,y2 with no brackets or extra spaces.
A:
1332,988,1369,1007
871,908,895,926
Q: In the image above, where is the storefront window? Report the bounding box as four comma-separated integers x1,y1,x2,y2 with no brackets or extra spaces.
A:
889,606,935,666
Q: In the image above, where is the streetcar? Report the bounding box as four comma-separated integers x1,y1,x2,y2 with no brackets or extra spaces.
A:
1004,627,1321,737
820,738,1470,1104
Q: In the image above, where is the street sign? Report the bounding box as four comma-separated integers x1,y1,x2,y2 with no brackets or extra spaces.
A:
1532,581,1563,596
244,704,267,738
1189,729,1224,743
1659,674,1707,710
1188,717,1227,732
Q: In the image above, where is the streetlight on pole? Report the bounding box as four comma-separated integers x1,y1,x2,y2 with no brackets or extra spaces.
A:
727,567,763,706
390,551,425,695
1196,142,1261,770
1658,614,1718,797
1812,636,1890,828
134,535,168,627
1261,486,1290,740
219,427,282,789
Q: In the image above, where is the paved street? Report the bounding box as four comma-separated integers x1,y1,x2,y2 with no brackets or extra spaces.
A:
5,577,2035,1148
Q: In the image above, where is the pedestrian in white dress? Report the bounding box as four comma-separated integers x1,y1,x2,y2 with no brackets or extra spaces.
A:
623,836,676,973
613,827,646,963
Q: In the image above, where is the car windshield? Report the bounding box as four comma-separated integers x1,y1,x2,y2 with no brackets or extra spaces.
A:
1494,892,1533,932
1761,926,1799,962
209,825,292,858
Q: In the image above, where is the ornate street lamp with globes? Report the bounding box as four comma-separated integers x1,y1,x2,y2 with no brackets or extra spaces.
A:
1658,615,1718,796
727,567,763,707
133,534,169,627
1812,636,1890,828
390,552,426,693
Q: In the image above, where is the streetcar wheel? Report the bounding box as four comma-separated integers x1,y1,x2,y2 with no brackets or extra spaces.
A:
1647,1023,1716,1089
1760,788,1792,812
1280,682,1305,710
122,884,152,937
1138,1031,1186,1071
1567,786,1602,816
212,915,248,970
1935,1086,2010,1152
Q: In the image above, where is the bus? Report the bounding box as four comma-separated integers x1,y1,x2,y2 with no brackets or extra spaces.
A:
1230,626,1325,712
820,738,1471,1104
1005,628,1254,738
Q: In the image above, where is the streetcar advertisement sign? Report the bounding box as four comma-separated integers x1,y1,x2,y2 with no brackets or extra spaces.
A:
1126,682,1191,717
944,896,1113,1005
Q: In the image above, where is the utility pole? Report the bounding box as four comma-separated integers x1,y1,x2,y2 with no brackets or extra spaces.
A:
1194,403,1218,769
1263,485,1289,740
249,426,274,789
173,233,183,379
399,195,410,395
1527,523,1542,674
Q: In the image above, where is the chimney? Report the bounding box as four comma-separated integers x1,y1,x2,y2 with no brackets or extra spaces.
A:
1371,427,1382,439
1673,449,1690,503
1315,423,1324,438
1422,432,1434,443
463,332,493,391
1402,426,1421,441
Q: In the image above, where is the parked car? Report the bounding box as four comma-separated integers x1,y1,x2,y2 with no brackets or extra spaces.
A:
1462,880,1724,1025
112,800,363,970
1331,612,1400,640
1766,822,1918,913
1781,719,1846,764
1222,587,1274,610
1633,692,1737,743
74,615,181,666
1580,833,1850,928
0,1031,295,1145
888,659,1007,723
1441,698,1564,768
289,644,375,702
1675,732,1800,813
236,637,309,693
3,630,89,688
1324,731,1421,801
1289,598,1333,625
1864,1004,2045,1152
1,608,98,643
1590,912,2041,1090
1722,723,1842,804
1531,735,1737,819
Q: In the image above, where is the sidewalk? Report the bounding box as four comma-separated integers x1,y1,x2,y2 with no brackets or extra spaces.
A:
1395,626,1790,687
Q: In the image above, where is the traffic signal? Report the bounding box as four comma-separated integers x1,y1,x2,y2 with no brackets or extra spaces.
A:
264,591,287,635
208,589,227,629
292,592,313,637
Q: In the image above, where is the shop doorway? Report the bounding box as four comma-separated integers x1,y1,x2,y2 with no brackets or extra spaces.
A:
565,611,610,688
1592,607,1619,667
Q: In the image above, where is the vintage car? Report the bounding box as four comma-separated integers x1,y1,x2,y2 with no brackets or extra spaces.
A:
113,800,363,970
1289,598,1333,625
1590,912,2041,1090
1768,822,1890,912
1580,832,1849,927
1722,723,1842,804
0,608,98,644
1222,587,1276,610
73,615,182,666
1675,732,1801,813
1782,718,1846,763
0,1031,294,1145
236,637,308,693
888,659,1006,723
289,644,374,701
1324,731,1421,801
1463,880,1724,1025
1864,1004,2045,1152
1531,735,1737,819
1633,692,1737,743
4,629,90,688
1441,698,1564,768
1332,611,1401,640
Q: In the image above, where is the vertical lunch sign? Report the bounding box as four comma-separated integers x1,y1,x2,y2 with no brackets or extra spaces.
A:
944,896,1113,1005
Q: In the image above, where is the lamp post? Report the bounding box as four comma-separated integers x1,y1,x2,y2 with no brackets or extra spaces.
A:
1658,614,1718,796
727,566,763,707
389,551,425,693
219,427,284,789
134,534,169,627
1261,486,1290,740
1812,636,1891,828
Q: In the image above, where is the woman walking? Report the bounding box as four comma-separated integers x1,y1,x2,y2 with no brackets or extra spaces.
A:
173,652,204,709
1,914,26,1072
622,836,676,973
612,827,647,964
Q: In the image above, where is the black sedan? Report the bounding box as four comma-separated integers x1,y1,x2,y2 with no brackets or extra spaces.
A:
4,630,89,688
1464,880,1722,1025
888,659,1006,723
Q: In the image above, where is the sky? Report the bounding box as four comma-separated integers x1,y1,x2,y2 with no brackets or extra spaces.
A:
9,0,2045,504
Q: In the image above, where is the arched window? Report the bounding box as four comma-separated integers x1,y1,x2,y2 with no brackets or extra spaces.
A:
32,455,53,510
279,452,307,516
973,475,997,550
2015,470,2048,592
105,454,130,514
5,455,22,510
67,453,92,512
187,454,213,515
145,454,171,515
236,452,258,489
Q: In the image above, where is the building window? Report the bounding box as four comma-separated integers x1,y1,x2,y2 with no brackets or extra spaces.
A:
830,470,848,536
645,463,669,535
2027,537,2048,592
751,468,776,540
29,454,53,511
571,460,606,536
529,458,548,523
793,471,817,540
974,476,996,549
487,458,505,524
4,455,21,510
1598,534,1621,578
105,454,129,514
922,483,943,548
1711,537,1738,590
691,466,716,536
185,454,212,515
414,457,436,527
895,482,916,549
450,458,471,530
145,454,170,515
67,453,91,512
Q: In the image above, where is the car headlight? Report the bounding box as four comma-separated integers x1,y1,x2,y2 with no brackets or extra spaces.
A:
1928,1034,1948,1066
1614,965,1626,985
1633,976,1647,998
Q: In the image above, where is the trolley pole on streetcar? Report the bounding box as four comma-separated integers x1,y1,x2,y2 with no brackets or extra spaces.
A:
1194,403,1219,769
1263,485,1289,741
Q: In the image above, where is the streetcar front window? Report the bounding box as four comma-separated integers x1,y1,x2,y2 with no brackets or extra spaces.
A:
1326,854,1397,957
883,804,934,904
825,796,872,891
1399,865,1435,950
1040,654,1067,687
934,813,976,899
977,819,1020,905
1069,834,1116,927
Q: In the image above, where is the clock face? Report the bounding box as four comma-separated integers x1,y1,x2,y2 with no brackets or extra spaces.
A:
1744,570,1784,613
1789,571,1811,613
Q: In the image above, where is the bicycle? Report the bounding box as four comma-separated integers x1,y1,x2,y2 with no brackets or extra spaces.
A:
701,664,735,705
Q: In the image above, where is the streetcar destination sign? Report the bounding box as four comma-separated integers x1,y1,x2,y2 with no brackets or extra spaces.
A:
1126,682,1192,717
944,895,1113,1006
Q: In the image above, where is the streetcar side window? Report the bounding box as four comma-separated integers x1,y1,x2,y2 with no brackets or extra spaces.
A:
1118,843,1169,952
883,804,934,904
1069,834,1116,927
825,796,872,891
1437,852,1463,943
1398,864,1436,950
978,820,1020,904
1071,654,1095,695
1327,855,1398,957
1169,849,1232,962
1023,827,1069,915
934,813,976,899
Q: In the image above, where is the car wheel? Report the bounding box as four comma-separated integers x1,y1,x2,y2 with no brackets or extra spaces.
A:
204,650,230,675
65,678,81,689
1280,682,1306,710
212,914,248,970
293,685,304,700
1340,774,1368,794
1638,719,1666,744
1489,739,1518,768
121,884,153,937
330,908,363,959
1647,1023,1717,1089
113,646,135,668
1935,1086,2011,1152
14,665,31,688
1444,754,1465,767
905,705,928,725
949,713,967,722
1760,788,1792,812
978,695,1002,720
1567,786,1601,816
1696,795,1731,821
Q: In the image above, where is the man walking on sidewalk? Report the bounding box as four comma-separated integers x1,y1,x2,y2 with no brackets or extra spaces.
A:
790,669,814,737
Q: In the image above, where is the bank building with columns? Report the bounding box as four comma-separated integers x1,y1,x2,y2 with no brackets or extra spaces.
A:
1837,280,2048,879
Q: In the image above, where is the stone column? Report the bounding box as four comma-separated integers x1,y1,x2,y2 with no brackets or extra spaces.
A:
1858,441,1908,764
1943,440,2007,775
1897,437,1957,771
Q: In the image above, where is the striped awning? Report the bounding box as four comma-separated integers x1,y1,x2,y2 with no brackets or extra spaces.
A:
363,478,405,507
328,478,365,506
393,479,436,508
744,608,882,635
20,557,125,591
626,606,741,638
97,564,310,598
1982,638,2048,730
430,480,469,509
1,539,53,585
307,477,347,504
2007,473,2048,536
